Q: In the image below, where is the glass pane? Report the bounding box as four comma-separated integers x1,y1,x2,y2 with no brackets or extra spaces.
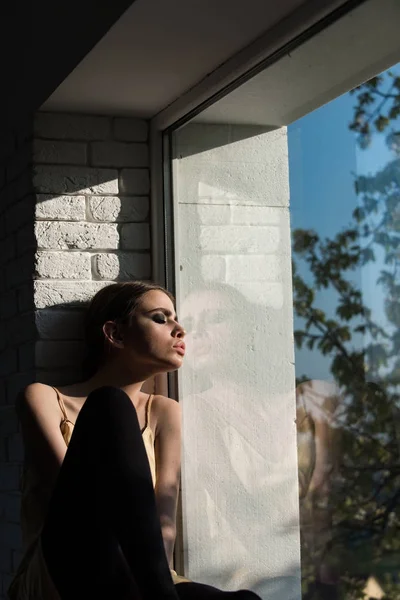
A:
170,3,400,598
289,64,400,600
173,124,300,600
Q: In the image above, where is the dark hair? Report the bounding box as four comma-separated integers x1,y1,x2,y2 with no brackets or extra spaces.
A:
83,281,175,378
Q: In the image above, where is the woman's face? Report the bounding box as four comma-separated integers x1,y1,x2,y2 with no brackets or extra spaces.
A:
121,290,186,374
179,289,238,373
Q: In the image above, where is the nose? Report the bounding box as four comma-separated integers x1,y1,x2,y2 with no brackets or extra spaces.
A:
173,322,186,338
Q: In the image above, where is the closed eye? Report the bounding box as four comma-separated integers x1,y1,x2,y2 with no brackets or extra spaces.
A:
152,313,167,324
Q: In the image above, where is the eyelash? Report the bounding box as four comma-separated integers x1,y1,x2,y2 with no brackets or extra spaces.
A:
152,313,167,324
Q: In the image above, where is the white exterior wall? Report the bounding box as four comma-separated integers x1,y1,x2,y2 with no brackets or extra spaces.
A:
173,123,300,599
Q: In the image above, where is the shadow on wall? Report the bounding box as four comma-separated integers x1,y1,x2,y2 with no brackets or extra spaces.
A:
174,123,277,158
30,112,154,388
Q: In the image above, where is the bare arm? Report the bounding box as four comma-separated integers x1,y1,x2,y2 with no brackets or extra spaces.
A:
17,383,67,487
154,396,181,568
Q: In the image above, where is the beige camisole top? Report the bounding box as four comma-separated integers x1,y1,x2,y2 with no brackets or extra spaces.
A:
8,388,159,600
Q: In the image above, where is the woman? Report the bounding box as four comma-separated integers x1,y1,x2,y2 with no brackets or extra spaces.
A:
179,283,300,600
9,281,260,600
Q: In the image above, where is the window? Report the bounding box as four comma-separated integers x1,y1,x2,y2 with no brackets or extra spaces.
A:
166,1,400,597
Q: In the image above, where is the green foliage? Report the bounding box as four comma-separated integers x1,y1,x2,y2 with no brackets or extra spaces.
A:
294,69,400,598
349,72,400,151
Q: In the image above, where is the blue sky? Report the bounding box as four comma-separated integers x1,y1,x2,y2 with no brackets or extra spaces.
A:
288,64,399,381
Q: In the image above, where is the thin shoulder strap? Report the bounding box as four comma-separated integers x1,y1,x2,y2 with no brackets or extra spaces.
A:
144,394,154,430
52,386,68,422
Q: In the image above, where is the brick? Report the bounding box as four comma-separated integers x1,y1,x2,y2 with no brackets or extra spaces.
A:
0,407,19,436
2,494,21,522
7,433,23,462
226,255,280,282
35,194,86,221
194,204,283,226
33,139,87,165
17,284,34,312
0,438,6,461
15,117,33,146
0,187,10,212
0,290,18,319
113,118,148,142
35,309,85,340
235,281,284,309
200,255,226,280
35,222,119,250
0,383,6,406
36,368,82,386
5,195,34,234
12,549,24,571
18,342,35,371
89,196,149,222
94,252,151,280
16,224,36,255
120,224,150,250
119,169,149,195
231,205,282,225
6,371,36,404
34,113,111,140
33,165,118,195
6,143,31,183
0,334,6,353
34,280,111,309
196,205,231,225
3,572,15,597
0,236,16,265
36,340,85,368
0,132,15,162
1,184,14,211
0,522,22,548
0,349,17,377
0,189,7,212
0,465,19,492
91,142,148,168
6,256,34,289
35,251,91,279
0,166,5,190
0,546,11,572
15,169,34,202
5,313,36,345
199,225,280,253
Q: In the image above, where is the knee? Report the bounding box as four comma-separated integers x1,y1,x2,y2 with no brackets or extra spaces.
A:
86,385,130,403
81,386,137,420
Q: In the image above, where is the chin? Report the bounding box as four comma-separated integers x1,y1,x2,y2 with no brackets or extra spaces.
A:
156,358,183,373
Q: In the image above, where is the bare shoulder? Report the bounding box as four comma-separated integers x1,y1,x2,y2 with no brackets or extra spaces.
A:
152,395,181,434
17,382,59,418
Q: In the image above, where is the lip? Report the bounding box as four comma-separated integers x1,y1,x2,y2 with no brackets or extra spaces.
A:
173,342,186,356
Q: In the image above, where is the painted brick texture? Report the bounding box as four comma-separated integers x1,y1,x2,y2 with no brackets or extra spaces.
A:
0,112,151,598
33,112,151,383
0,120,35,600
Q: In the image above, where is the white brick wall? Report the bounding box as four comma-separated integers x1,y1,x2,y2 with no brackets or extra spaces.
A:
33,111,151,377
0,111,151,598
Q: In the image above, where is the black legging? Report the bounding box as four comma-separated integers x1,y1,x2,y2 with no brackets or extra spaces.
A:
41,386,260,600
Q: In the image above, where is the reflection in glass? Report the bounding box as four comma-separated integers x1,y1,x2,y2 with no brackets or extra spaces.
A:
290,64,400,599
173,125,300,600
172,48,400,600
